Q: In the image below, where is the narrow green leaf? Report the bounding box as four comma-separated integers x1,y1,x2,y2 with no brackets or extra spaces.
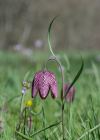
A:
63,54,70,73
42,107,48,139
0,96,10,140
86,120,95,139
56,100,62,108
64,126,72,139
90,93,97,126
30,121,62,137
73,124,80,138
23,71,30,82
30,108,43,116
71,107,73,139
48,15,61,58
91,62,100,89
8,94,21,102
78,112,87,140
77,123,100,140
21,93,24,113
21,108,31,133
63,54,84,99
90,93,97,139
15,131,34,140
78,112,85,129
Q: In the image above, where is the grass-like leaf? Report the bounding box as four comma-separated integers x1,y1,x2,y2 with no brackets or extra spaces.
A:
63,54,84,99
42,107,48,139
21,108,31,134
23,71,30,82
48,15,61,59
0,96,10,140
63,54,70,73
30,107,43,116
77,123,100,140
8,94,21,102
15,131,34,140
30,121,62,137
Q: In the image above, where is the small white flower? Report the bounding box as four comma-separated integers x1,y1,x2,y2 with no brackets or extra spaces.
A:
13,44,22,51
34,39,43,48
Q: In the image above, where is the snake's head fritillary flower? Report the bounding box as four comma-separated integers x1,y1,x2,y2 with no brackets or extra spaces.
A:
61,83,75,102
32,70,58,99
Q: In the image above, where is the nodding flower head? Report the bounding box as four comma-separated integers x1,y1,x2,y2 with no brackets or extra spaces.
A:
61,83,75,102
32,70,58,99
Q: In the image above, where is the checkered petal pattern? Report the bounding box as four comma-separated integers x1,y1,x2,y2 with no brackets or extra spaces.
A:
32,70,58,99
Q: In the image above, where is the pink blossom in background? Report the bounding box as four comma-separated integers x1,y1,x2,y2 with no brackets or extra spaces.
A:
61,83,75,102
13,44,22,51
34,39,43,48
0,106,7,113
0,106,7,132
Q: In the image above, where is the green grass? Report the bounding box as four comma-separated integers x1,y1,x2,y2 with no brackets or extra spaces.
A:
0,50,100,139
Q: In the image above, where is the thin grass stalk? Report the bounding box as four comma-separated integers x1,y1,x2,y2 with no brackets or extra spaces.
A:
90,93,97,139
44,58,65,140
42,107,48,139
0,96,10,140
77,123,100,140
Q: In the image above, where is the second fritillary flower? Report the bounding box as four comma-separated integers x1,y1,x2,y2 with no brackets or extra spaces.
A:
61,83,75,102
32,70,58,99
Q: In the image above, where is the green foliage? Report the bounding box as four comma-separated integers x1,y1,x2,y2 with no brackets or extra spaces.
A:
0,51,100,139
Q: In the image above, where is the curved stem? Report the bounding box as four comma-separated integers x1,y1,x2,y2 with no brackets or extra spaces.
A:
44,58,65,140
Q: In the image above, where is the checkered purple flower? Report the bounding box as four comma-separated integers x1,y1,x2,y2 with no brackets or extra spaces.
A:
32,70,58,99
61,83,75,102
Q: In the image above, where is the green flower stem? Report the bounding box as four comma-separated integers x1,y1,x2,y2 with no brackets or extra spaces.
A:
45,58,65,140
47,15,61,59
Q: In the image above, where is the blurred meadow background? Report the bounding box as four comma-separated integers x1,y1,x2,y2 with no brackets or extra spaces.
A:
0,0,100,139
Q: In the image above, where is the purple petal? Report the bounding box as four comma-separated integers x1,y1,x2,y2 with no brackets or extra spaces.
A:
50,73,58,99
23,82,26,86
23,87,26,90
31,72,41,98
22,90,26,94
28,83,30,88
31,70,58,100
61,83,75,102
66,85,75,102
39,71,50,99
